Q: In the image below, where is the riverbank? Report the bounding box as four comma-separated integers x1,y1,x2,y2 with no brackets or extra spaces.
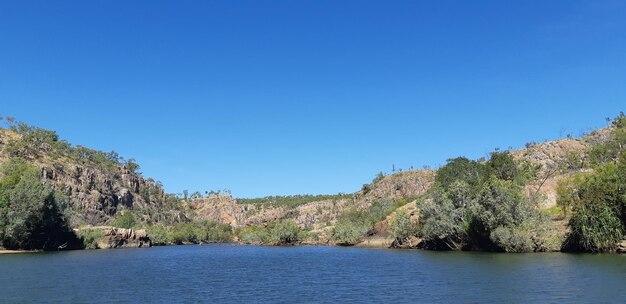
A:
0,249,39,254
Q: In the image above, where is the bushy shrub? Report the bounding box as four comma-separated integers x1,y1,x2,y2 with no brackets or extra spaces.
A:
489,226,534,253
467,178,546,251
110,211,137,229
390,210,419,242
435,157,484,189
0,158,79,250
419,183,471,250
558,157,626,252
237,221,302,245
170,222,199,244
146,224,170,245
268,220,301,244
145,221,233,245
419,176,551,252
564,203,623,252
239,225,270,244
333,211,373,245
77,228,105,249
201,221,233,243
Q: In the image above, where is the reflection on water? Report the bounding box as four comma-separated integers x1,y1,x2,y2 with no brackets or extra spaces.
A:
1,245,625,303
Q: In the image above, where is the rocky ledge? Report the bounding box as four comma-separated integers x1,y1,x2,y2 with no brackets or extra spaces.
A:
78,226,152,249
99,227,151,249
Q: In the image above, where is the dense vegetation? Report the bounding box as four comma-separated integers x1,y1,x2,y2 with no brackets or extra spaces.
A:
238,220,309,245
2,118,141,175
0,158,81,250
416,152,554,252
557,114,626,252
332,198,410,245
147,221,233,245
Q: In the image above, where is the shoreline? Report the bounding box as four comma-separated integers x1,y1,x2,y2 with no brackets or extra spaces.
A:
0,249,40,254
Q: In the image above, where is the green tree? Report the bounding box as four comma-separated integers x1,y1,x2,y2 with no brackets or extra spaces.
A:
564,202,623,252
333,210,373,245
268,220,301,244
419,182,471,250
110,211,137,229
0,158,79,250
485,151,518,181
559,157,626,251
435,157,484,189
390,210,419,242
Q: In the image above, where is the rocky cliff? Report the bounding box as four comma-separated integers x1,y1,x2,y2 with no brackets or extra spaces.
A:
188,170,435,245
0,126,167,227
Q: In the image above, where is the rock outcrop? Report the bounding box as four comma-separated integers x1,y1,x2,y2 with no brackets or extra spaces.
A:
617,240,626,254
0,128,166,227
79,226,151,249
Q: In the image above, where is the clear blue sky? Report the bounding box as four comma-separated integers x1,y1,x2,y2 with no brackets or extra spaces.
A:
1,1,625,198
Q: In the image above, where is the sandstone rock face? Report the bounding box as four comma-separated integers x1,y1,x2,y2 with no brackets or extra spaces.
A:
510,129,612,208
93,227,151,249
189,170,434,246
41,164,165,226
190,195,250,227
294,198,361,230
0,128,166,226
361,170,435,202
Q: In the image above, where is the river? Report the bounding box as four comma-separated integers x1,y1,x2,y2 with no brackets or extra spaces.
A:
1,245,625,303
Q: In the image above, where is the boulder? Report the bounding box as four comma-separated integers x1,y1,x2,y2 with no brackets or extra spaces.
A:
617,240,626,254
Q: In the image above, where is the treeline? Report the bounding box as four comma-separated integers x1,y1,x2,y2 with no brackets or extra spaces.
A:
237,193,353,208
238,220,312,245
110,209,311,246
1,117,141,175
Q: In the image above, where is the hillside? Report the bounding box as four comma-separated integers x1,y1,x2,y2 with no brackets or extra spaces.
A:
1,114,625,252
0,120,180,229
187,169,434,245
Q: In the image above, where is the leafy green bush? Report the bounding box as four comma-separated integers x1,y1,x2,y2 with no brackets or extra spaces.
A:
110,211,137,229
170,222,199,244
420,163,551,252
390,210,419,241
564,202,623,252
77,228,105,249
435,157,484,189
146,224,170,245
145,221,233,245
558,156,626,252
333,211,373,245
237,221,302,245
489,226,534,253
268,220,301,244
419,183,471,250
239,225,271,244
0,158,80,250
203,221,233,243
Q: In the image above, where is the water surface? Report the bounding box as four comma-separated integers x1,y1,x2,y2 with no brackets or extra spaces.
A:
1,245,625,303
